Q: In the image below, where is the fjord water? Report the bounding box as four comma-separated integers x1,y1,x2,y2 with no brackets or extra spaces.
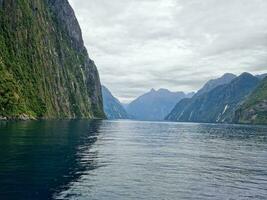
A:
0,120,266,200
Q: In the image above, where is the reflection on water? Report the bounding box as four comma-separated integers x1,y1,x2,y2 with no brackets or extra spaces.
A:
0,120,102,200
0,120,267,200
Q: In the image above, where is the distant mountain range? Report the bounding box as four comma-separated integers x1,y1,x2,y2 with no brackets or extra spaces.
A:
103,72,267,124
126,89,194,121
102,86,128,119
166,72,265,124
255,73,267,80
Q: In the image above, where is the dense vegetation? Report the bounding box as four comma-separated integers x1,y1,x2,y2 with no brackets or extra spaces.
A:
0,0,105,119
235,77,267,124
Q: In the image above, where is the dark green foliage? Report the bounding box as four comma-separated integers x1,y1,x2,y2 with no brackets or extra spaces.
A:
0,0,105,119
0,63,21,116
235,77,267,124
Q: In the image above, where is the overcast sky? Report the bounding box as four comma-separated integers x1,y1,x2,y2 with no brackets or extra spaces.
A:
69,0,267,103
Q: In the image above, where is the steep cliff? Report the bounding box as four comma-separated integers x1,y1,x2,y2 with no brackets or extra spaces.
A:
235,77,267,124
0,0,105,119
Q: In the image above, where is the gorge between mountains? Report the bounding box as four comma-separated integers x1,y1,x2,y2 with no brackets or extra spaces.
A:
103,72,267,125
1,1,267,200
0,0,266,125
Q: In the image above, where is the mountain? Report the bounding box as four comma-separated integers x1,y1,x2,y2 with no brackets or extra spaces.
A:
126,88,194,121
195,73,237,96
0,0,105,120
121,103,129,110
166,73,260,123
102,86,128,119
255,73,267,80
234,77,267,124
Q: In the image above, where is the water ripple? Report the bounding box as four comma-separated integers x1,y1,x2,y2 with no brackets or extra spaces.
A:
0,120,266,200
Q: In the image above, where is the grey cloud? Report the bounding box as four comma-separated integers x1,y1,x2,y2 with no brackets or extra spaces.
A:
69,0,267,103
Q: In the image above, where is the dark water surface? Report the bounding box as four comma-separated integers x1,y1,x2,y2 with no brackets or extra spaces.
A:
0,120,266,200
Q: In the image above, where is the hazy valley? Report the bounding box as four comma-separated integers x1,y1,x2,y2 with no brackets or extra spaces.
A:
103,72,267,125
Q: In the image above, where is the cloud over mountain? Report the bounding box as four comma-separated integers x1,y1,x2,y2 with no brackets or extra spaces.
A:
69,0,267,102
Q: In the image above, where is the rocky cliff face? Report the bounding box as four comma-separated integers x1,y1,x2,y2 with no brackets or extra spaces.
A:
47,0,84,51
0,0,105,119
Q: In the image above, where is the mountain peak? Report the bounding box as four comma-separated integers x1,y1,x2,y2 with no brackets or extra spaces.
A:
127,88,189,121
240,72,253,77
195,73,237,96
231,72,257,85
222,73,236,78
157,88,173,94
102,86,128,119
158,88,169,92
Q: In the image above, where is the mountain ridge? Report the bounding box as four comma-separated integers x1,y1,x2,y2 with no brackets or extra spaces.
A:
102,86,129,119
126,88,194,121
166,73,260,123
195,73,237,96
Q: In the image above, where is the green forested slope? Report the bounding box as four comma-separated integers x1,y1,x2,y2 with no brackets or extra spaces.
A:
0,0,105,119
235,77,267,124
